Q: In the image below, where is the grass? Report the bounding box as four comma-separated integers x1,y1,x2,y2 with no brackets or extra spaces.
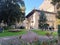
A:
32,30,58,36
0,29,58,37
0,29,27,37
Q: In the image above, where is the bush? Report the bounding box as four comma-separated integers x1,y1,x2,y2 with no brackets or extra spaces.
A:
3,26,15,30
3,26,8,30
19,26,25,29
43,23,49,30
45,32,51,37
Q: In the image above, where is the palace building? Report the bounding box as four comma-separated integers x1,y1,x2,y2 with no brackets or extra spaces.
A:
24,0,58,31
39,0,56,12
25,9,57,31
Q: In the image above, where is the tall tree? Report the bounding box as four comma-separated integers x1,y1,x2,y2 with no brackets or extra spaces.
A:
51,0,60,19
0,0,25,26
51,0,60,44
39,10,47,29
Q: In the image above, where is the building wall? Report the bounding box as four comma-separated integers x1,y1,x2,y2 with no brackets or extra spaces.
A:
33,11,39,29
26,11,57,31
26,14,33,29
39,0,55,12
26,0,58,30
45,13,57,31
26,11,39,29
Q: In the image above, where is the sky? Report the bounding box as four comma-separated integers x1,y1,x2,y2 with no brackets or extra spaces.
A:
24,0,44,15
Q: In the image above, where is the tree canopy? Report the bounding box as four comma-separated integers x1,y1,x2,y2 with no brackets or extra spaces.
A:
51,0,60,19
51,0,60,5
0,0,25,26
39,10,47,29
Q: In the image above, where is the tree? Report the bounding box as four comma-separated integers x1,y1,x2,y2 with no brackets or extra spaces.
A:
0,0,25,26
39,10,47,29
51,0,60,44
51,0,60,19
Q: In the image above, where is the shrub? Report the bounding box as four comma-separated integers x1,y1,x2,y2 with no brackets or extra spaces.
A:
3,26,8,30
45,32,51,37
19,26,25,29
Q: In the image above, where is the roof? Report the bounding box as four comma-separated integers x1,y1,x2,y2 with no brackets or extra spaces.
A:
26,9,56,18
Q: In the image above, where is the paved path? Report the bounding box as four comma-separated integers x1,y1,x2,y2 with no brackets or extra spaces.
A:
0,36,17,42
0,31,58,45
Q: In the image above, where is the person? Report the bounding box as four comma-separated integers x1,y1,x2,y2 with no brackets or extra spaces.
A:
0,26,4,33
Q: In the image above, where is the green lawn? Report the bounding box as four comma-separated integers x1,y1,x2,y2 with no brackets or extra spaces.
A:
32,30,58,36
0,29,27,37
0,29,58,37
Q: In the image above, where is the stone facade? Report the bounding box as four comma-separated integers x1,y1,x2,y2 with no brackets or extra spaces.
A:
25,9,57,31
39,0,55,12
24,0,58,31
